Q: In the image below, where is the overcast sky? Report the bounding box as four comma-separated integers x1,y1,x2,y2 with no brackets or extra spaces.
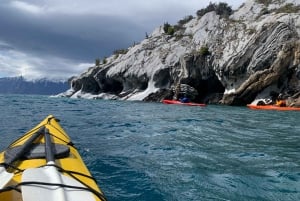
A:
0,0,243,80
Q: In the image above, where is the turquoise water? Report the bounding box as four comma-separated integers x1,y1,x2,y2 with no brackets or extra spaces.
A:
0,94,300,201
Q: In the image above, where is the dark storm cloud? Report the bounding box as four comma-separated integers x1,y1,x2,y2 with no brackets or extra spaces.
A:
0,0,243,79
0,4,143,61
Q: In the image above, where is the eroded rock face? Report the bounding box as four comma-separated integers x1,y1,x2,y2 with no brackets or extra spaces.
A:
219,22,299,105
63,0,300,105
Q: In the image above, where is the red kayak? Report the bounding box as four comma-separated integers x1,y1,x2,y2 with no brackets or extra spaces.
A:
247,104,300,111
162,99,206,107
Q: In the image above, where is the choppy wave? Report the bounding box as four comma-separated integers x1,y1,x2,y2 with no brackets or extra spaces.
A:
0,95,299,201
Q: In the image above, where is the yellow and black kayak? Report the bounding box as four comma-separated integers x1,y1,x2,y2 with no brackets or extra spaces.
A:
0,115,106,201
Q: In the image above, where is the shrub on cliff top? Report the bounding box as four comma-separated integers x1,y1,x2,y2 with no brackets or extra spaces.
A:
103,57,107,64
163,22,171,33
163,22,175,36
113,49,128,55
196,2,233,18
95,58,100,67
177,15,194,26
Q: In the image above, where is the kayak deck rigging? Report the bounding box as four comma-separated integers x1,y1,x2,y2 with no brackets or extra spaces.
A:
0,163,105,200
0,115,107,201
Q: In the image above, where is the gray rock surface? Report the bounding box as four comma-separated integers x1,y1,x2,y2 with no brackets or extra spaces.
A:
59,0,300,105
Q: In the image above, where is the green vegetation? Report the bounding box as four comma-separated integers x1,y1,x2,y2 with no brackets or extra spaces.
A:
113,49,128,55
273,3,300,13
95,58,100,67
103,57,107,64
198,46,211,57
163,22,175,35
177,15,194,26
163,22,171,33
257,2,300,18
255,0,299,12
196,2,233,18
163,16,194,37
113,48,129,60
95,56,109,66
255,0,273,6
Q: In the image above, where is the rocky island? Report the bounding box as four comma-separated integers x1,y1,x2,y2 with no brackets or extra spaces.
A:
60,0,300,106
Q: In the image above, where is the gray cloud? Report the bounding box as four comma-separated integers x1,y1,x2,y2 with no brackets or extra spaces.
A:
0,0,243,80
0,3,142,59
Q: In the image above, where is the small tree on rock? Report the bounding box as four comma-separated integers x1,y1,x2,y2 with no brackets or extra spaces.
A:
95,58,100,67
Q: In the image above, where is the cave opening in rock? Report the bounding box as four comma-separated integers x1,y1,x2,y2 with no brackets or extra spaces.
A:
185,75,225,103
139,80,148,90
153,68,171,89
102,79,123,94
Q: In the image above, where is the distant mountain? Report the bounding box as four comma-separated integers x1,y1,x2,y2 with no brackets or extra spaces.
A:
0,76,69,95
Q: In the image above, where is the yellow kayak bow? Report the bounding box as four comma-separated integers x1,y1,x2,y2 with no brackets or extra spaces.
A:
0,115,106,201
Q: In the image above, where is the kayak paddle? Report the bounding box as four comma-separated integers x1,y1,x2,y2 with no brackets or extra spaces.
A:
0,127,44,189
22,128,96,201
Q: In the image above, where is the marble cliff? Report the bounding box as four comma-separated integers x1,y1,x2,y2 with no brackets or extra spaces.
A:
61,0,300,106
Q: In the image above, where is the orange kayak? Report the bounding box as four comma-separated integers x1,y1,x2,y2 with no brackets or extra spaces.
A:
247,104,300,111
162,99,206,107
